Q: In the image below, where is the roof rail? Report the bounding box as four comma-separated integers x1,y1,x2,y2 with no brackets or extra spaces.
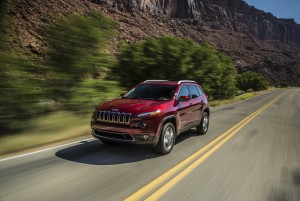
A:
177,80,196,84
143,80,169,83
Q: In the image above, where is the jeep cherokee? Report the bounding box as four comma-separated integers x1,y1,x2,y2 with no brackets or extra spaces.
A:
91,80,209,154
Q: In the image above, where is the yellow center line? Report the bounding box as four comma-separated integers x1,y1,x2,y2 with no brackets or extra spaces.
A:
125,93,283,201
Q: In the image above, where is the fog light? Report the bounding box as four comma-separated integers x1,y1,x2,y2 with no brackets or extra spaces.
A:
134,122,148,128
143,135,149,140
140,122,148,128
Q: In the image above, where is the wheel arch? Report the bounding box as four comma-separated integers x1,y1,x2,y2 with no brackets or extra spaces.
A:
162,115,177,134
203,107,210,116
153,115,177,146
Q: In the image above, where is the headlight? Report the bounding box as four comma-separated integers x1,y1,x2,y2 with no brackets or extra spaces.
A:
137,110,160,118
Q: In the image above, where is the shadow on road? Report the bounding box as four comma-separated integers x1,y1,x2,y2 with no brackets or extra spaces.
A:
175,128,199,145
56,129,199,165
55,140,160,165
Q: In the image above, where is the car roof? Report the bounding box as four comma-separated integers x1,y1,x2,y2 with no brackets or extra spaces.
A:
142,80,197,86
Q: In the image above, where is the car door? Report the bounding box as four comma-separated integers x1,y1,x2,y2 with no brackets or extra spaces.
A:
176,85,194,130
188,84,203,125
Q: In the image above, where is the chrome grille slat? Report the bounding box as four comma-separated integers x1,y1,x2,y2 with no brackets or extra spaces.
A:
119,113,125,123
100,111,105,120
114,112,120,123
104,111,109,122
96,111,131,125
109,112,115,122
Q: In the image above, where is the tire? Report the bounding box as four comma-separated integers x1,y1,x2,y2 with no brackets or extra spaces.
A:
196,111,209,135
155,122,176,155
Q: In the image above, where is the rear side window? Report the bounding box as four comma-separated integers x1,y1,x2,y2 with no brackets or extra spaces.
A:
188,85,200,99
196,86,204,96
177,85,189,98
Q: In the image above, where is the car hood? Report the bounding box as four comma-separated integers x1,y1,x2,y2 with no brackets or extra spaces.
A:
96,98,169,115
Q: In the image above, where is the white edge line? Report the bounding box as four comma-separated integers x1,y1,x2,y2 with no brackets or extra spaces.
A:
0,137,95,162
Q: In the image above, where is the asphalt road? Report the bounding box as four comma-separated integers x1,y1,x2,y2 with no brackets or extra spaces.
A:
1,88,300,201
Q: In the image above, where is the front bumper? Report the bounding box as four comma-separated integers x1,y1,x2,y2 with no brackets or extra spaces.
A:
91,122,161,145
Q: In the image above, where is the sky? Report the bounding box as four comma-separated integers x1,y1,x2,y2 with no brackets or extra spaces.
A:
243,0,300,24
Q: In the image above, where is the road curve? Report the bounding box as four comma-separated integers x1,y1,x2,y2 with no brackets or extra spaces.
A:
1,88,300,201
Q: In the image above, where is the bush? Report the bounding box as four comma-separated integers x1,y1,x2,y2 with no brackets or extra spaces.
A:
114,37,237,100
0,11,118,135
69,80,121,114
278,81,289,88
237,72,268,91
45,12,117,106
246,88,254,93
236,90,245,96
0,1,45,134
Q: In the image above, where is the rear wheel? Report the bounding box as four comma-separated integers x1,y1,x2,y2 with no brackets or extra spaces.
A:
196,111,209,135
155,122,175,155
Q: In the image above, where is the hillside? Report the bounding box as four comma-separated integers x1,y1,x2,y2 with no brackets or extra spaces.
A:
4,0,300,86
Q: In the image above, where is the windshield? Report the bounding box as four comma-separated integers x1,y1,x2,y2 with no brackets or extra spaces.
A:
123,84,177,100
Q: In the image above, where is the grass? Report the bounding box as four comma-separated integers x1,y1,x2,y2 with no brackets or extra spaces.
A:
0,111,91,155
210,92,256,107
209,87,276,107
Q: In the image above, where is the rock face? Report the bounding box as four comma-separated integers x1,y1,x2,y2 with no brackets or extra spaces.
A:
6,0,300,86
112,0,300,46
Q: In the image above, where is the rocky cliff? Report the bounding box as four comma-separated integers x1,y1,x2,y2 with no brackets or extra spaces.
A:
112,0,300,45
6,0,300,86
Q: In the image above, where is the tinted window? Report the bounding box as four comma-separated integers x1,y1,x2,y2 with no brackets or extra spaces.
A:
196,86,204,96
177,85,189,98
123,84,176,100
188,85,200,99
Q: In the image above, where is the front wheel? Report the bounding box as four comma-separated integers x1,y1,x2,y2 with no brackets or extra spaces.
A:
196,111,209,135
155,122,175,155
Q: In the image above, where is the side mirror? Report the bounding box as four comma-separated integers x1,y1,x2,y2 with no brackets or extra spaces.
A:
179,95,190,101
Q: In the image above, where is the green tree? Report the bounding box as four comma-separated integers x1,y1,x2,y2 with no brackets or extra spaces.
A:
114,37,237,99
237,71,268,91
0,11,119,135
0,1,44,134
45,12,117,110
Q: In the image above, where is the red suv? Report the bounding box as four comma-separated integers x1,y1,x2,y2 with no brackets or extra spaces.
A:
91,80,209,154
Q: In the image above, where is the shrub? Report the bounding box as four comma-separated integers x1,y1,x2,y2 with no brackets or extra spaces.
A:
45,12,116,112
114,37,237,100
0,11,118,135
237,71,268,91
236,90,245,96
0,1,44,134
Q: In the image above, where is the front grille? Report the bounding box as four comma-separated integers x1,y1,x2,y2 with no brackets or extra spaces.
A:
96,111,131,125
94,129,134,141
